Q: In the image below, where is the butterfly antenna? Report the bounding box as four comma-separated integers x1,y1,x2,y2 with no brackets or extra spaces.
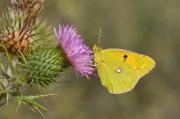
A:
97,27,102,46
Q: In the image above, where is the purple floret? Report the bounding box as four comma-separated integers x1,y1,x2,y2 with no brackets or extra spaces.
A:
55,25,94,76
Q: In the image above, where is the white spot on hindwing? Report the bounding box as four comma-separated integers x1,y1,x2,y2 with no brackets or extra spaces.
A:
116,67,123,73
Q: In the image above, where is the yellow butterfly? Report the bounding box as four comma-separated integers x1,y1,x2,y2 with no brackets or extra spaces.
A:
93,45,156,94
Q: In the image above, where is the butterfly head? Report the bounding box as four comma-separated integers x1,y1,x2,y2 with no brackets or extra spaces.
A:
93,44,102,65
93,44,102,54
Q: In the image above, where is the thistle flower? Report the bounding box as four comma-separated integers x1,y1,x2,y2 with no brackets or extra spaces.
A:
55,25,94,77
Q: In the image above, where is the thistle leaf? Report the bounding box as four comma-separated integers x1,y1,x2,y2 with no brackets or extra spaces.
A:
17,95,47,111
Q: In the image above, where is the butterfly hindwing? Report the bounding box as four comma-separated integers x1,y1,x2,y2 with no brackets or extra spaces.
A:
97,60,139,94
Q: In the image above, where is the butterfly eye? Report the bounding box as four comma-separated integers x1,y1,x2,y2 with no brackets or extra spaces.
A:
116,67,123,73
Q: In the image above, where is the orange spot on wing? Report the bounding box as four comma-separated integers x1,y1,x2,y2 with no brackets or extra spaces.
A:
127,56,139,69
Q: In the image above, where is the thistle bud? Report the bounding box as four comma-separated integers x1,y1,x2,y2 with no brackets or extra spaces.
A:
24,48,69,87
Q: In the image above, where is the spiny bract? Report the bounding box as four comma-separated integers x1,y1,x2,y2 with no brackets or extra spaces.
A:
24,48,67,87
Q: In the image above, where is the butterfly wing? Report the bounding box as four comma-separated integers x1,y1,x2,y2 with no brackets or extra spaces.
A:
94,47,156,94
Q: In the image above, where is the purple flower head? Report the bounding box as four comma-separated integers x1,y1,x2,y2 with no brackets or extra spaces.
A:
55,25,94,76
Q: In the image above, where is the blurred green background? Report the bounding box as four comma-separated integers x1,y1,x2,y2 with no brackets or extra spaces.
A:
0,0,180,119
